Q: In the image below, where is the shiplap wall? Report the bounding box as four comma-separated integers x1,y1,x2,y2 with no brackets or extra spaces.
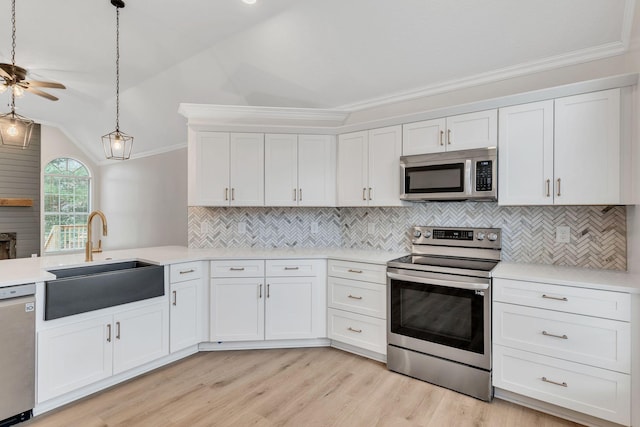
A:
0,124,41,257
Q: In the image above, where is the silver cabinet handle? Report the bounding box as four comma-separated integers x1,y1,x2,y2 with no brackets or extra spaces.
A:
439,130,444,146
541,377,567,387
546,179,550,197
116,321,121,340
447,129,452,145
347,327,362,333
542,294,568,302
229,267,245,271
362,188,367,201
368,187,372,200
348,294,363,300
107,324,112,343
284,266,299,270
556,178,561,197
542,330,568,340
293,188,297,201
348,269,363,274
225,188,229,201
267,284,270,298
172,290,177,306
299,188,302,201
259,284,262,298
231,188,235,201
179,269,195,275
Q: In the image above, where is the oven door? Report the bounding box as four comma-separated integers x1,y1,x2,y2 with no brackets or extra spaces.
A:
387,267,491,370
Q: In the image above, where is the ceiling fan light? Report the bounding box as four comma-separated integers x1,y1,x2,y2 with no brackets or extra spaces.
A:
102,129,133,160
12,84,24,97
0,111,34,148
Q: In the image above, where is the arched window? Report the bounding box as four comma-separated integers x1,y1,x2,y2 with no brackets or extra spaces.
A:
43,158,91,253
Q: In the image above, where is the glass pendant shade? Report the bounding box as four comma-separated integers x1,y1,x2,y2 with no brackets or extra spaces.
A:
0,110,34,148
101,129,133,160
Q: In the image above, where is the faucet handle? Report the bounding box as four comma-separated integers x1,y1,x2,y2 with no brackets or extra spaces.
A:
92,239,103,253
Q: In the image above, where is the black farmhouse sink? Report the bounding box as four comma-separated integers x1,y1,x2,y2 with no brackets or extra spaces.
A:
45,261,164,320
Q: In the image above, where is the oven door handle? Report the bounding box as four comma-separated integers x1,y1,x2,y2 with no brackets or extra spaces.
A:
387,271,489,291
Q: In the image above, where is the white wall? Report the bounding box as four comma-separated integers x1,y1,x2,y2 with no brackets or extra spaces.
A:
99,148,188,250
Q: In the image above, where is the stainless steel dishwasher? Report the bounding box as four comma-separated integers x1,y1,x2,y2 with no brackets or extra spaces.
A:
0,283,36,426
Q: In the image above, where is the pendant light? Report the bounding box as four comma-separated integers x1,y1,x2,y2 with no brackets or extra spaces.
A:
101,0,133,160
0,0,34,148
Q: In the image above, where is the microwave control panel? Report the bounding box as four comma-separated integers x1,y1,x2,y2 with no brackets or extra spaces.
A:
475,160,493,191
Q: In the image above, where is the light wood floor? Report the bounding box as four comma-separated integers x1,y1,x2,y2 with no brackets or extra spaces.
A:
26,347,582,427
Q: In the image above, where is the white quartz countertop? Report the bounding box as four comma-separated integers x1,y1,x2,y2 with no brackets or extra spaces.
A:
0,246,407,288
493,262,640,294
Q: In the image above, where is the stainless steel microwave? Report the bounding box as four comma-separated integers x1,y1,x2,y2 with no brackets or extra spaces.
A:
400,147,497,201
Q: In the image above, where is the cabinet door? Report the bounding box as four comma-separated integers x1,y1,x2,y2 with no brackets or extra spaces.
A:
211,278,264,342
337,131,369,206
554,89,620,205
265,277,319,340
170,279,202,353
230,133,265,206
37,315,113,402
188,132,230,206
446,109,497,151
368,125,403,206
297,135,336,206
402,118,446,155
498,101,554,205
113,302,169,375
264,134,298,206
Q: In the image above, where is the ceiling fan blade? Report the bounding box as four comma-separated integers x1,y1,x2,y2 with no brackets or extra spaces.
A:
24,87,59,101
25,80,66,89
0,67,10,79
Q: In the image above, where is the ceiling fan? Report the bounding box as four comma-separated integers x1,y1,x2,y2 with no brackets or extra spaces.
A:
0,0,66,101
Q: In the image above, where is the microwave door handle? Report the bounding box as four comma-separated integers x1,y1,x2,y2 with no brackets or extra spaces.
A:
387,271,489,291
465,159,473,196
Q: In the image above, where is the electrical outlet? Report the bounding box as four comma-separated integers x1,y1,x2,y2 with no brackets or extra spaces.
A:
237,222,247,235
310,222,319,234
367,222,376,235
556,226,570,243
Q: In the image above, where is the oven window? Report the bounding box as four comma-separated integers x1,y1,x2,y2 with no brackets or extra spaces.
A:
405,163,464,193
390,279,484,353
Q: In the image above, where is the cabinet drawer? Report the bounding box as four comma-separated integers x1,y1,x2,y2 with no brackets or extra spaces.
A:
328,277,386,319
493,278,630,321
327,308,386,354
493,302,630,373
265,259,322,277
210,260,265,278
170,261,203,283
493,345,630,426
328,260,386,284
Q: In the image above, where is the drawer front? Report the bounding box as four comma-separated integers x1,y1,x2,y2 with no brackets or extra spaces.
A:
493,345,630,426
169,261,203,283
327,308,386,354
265,259,323,277
328,277,386,319
493,302,630,373
493,278,630,321
210,260,265,278
328,260,386,284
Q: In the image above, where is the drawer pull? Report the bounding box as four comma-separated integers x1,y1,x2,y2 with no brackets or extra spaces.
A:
347,327,362,333
179,269,195,275
116,321,121,340
172,290,177,306
284,267,299,271
348,294,363,300
348,269,363,274
541,376,567,388
229,267,245,271
107,324,112,343
542,330,568,340
542,294,568,302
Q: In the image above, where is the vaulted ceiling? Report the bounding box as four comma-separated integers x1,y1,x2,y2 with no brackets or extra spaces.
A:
0,0,636,161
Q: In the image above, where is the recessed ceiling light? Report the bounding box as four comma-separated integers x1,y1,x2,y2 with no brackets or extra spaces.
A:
242,0,257,4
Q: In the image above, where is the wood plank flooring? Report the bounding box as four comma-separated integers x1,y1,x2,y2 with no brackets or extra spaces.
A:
26,347,582,427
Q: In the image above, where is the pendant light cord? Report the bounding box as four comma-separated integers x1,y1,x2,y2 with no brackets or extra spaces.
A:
115,6,120,132
9,0,16,113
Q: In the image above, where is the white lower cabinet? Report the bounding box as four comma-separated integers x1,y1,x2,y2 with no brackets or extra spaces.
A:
37,301,169,402
169,261,206,352
327,260,387,359
210,259,326,342
493,278,632,426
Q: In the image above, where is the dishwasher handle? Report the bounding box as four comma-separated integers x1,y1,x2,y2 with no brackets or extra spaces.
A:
0,283,36,300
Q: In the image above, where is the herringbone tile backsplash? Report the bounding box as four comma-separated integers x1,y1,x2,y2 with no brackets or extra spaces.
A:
188,203,626,270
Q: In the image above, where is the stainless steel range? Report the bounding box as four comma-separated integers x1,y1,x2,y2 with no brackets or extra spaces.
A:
386,226,501,401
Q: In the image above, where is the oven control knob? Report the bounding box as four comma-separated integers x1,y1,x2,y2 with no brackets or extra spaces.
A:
423,230,432,239
476,232,486,241
413,230,422,238
487,232,498,241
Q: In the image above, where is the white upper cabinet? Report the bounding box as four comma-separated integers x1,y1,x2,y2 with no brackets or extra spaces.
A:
499,89,626,205
402,110,497,155
264,134,336,206
337,125,403,206
188,131,264,207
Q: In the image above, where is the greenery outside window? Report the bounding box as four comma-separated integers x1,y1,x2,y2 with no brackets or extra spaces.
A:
43,158,91,253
